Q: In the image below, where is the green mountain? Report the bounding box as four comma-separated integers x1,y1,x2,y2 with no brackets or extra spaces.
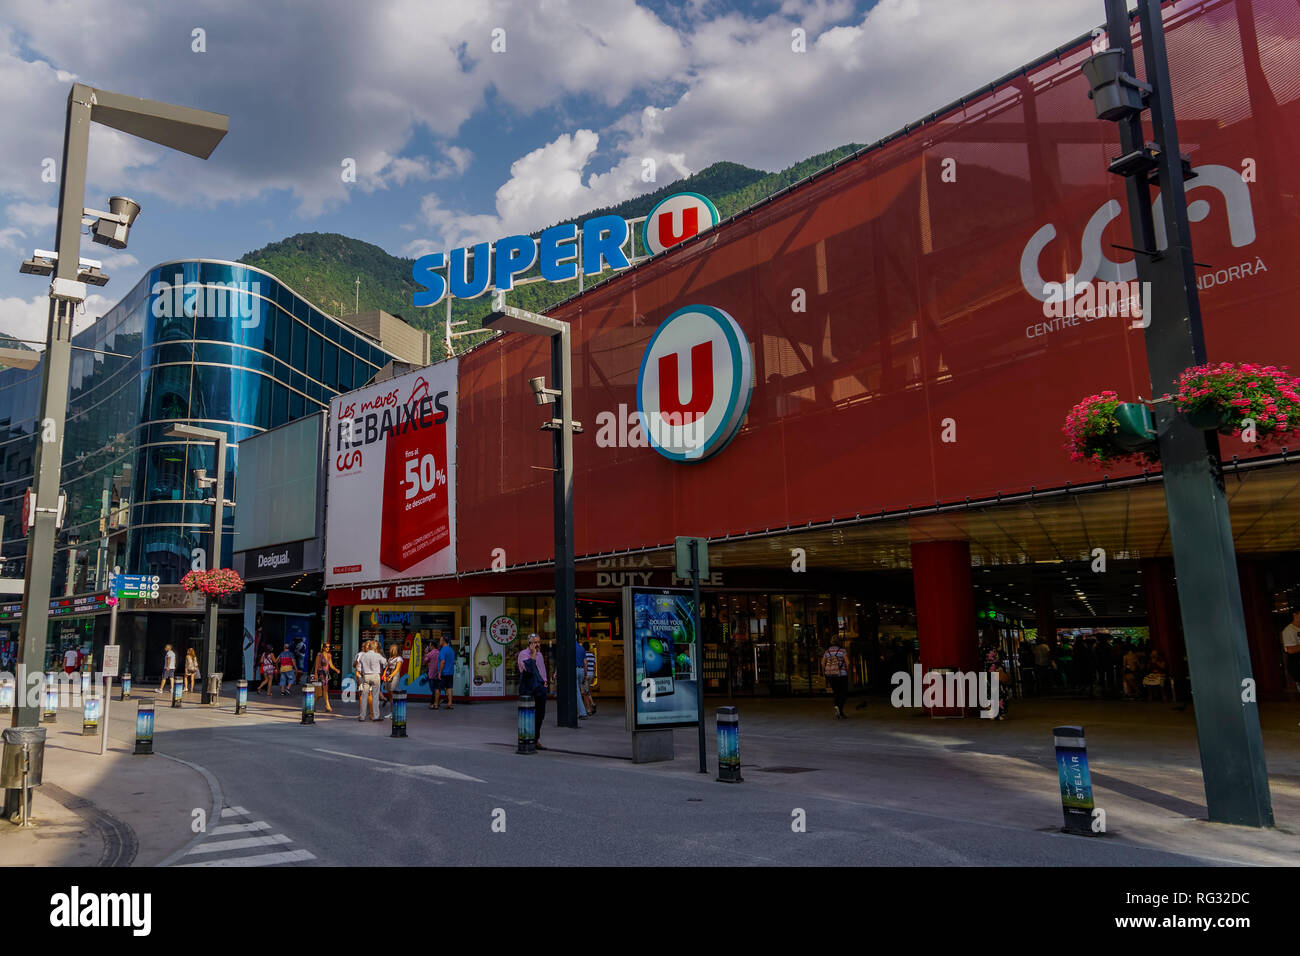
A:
237,143,864,352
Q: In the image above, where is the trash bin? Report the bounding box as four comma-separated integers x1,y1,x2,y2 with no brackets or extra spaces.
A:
1,726,47,788
206,672,223,702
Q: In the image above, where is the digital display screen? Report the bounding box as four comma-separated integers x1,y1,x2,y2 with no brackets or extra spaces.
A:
626,588,699,729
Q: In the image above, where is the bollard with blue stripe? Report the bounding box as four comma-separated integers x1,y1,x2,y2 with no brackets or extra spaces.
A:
391,691,407,738
42,673,58,723
1053,725,1098,835
516,695,536,754
235,679,248,715
135,699,155,755
80,671,91,699
172,678,184,708
83,694,101,736
0,677,14,710
301,682,316,725
121,672,132,700
716,706,743,783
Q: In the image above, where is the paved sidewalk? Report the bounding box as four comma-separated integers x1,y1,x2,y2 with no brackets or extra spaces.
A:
0,691,215,866
5,684,1298,866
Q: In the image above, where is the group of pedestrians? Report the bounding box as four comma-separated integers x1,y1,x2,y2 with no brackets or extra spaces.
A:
353,634,457,722
156,644,201,696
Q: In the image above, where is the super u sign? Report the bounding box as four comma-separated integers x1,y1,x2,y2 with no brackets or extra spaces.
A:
637,304,753,462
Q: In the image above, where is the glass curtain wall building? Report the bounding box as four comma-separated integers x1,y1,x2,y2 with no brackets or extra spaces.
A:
0,260,403,593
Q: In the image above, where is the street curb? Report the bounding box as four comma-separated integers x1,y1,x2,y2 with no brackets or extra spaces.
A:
40,781,138,867
154,751,224,867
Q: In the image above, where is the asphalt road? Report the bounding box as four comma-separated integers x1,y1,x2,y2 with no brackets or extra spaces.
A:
149,702,1231,867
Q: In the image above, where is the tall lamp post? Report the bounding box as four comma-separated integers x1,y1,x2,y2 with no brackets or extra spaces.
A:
164,424,232,705
6,85,226,820
1082,0,1272,825
483,305,582,729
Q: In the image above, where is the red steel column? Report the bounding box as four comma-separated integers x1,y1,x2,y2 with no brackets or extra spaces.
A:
911,541,979,674
1237,558,1284,701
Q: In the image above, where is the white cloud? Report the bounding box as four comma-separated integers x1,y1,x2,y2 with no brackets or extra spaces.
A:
0,292,109,349
431,145,474,180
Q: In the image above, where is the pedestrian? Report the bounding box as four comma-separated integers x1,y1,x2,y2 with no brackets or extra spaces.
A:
278,643,296,696
1122,643,1142,699
356,640,386,721
63,644,80,676
381,643,403,718
516,633,549,749
158,644,176,696
1033,639,1052,692
1282,610,1300,699
580,641,596,717
821,638,849,718
987,650,1011,719
257,645,276,694
184,647,199,693
574,640,589,719
437,635,456,710
314,642,339,713
423,639,441,709
1143,649,1169,702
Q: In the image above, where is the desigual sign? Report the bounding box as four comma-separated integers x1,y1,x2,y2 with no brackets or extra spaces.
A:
636,304,753,462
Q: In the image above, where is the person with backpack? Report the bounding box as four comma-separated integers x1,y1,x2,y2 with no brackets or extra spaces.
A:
821,637,849,719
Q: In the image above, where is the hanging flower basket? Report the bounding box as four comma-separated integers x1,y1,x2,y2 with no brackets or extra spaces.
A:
1063,390,1160,469
1174,362,1300,448
181,568,245,599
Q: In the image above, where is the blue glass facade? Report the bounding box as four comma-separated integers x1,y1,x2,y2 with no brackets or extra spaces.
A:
0,260,399,591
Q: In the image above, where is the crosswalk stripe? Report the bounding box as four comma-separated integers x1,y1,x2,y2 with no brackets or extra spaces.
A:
180,848,316,868
221,806,249,818
187,834,292,854
209,820,271,835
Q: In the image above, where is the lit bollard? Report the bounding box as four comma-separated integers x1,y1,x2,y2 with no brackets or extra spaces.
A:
0,677,14,710
135,699,155,755
80,671,91,698
121,673,132,700
716,706,743,783
171,678,184,708
83,694,101,737
391,691,407,738
301,682,316,725
1053,725,1097,835
235,679,248,715
516,695,536,754
42,673,58,723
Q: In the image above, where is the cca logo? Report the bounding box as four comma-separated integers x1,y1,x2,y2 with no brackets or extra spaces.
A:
636,304,752,462
643,192,720,256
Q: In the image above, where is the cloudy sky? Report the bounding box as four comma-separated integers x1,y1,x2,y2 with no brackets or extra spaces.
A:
0,0,1117,343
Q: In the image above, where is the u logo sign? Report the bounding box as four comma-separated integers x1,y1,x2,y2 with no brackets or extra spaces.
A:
643,192,720,256
637,305,752,462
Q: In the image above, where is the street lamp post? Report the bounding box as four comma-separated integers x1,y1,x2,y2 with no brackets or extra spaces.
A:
5,84,226,818
484,305,581,729
1083,0,1272,826
165,425,231,705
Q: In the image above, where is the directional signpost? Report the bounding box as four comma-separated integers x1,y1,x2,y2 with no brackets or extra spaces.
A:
98,568,157,755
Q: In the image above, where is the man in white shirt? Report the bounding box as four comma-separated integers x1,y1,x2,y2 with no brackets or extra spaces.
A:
158,644,176,696
356,640,387,721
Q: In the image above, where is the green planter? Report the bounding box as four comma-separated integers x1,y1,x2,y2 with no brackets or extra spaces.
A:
1184,406,1231,431
1113,402,1157,452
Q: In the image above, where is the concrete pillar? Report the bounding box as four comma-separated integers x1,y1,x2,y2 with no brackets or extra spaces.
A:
911,541,979,674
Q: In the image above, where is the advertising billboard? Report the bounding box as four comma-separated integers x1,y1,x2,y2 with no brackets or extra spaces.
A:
326,360,457,586
623,587,699,730
233,412,325,557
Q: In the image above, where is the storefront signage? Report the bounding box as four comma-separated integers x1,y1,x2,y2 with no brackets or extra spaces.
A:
244,541,305,580
326,361,458,587
642,192,720,257
636,304,753,462
411,192,717,307
624,587,700,730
